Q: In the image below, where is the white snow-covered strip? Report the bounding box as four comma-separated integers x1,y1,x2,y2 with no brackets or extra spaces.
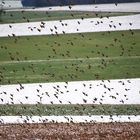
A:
6,3,140,13
0,115,140,124
0,0,22,9
0,14,140,37
0,78,140,104
1,56,140,65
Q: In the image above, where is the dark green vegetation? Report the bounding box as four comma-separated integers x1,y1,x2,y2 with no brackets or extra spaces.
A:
0,104,140,115
0,9,3,22
0,30,140,84
0,10,137,23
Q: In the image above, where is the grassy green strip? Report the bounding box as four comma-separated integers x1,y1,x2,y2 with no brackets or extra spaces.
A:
0,11,136,23
0,30,140,84
0,30,139,61
0,104,140,116
0,57,140,84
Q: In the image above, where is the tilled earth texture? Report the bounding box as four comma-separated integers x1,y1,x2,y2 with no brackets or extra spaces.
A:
0,123,140,140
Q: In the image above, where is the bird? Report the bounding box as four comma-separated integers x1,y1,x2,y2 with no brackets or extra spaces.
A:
68,5,72,9
9,25,12,28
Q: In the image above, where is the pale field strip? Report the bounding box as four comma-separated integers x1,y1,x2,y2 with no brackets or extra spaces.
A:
0,56,140,65
0,0,22,9
0,14,140,37
0,115,140,124
5,2,140,12
0,79,140,104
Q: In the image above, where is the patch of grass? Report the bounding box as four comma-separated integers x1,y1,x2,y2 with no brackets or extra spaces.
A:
0,104,140,116
0,30,140,84
0,11,137,23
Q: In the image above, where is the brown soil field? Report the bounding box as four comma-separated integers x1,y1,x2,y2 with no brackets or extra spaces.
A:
0,123,140,140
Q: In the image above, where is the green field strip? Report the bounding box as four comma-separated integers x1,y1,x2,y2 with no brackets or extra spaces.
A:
0,11,137,23
0,104,140,116
0,57,140,84
0,30,139,61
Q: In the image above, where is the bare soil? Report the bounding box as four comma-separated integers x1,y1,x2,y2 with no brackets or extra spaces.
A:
0,123,140,140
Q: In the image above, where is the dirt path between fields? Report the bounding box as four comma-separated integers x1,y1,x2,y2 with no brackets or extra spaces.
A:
0,123,140,140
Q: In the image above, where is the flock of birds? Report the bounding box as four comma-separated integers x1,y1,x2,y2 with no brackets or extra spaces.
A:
0,79,135,105
0,2,139,124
